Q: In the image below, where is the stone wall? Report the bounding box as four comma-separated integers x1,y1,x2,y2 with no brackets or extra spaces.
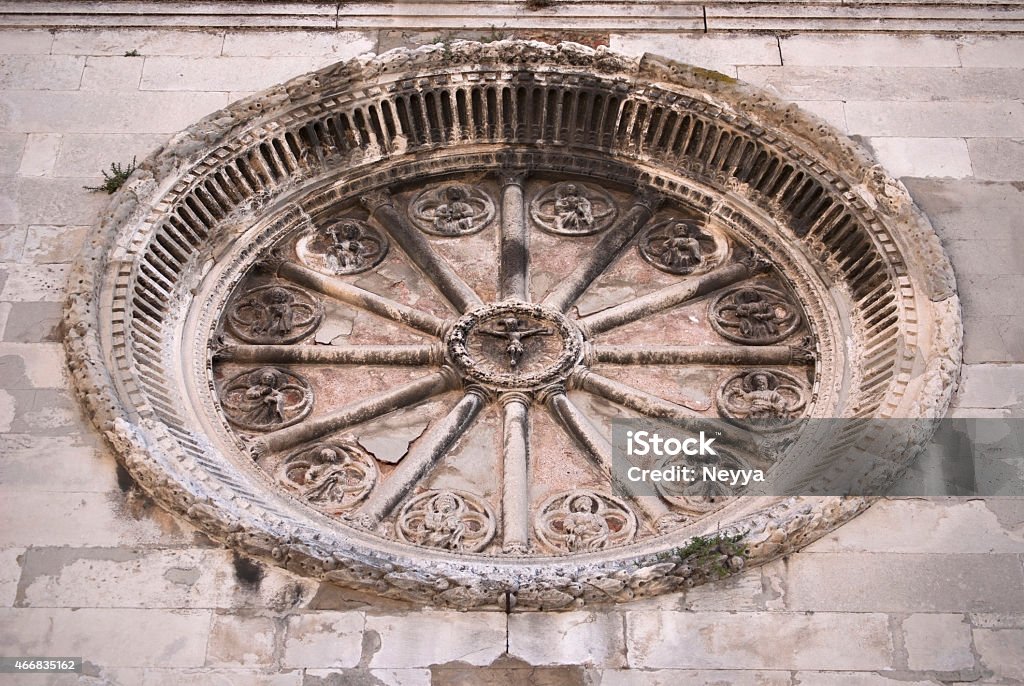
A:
1,5,1023,684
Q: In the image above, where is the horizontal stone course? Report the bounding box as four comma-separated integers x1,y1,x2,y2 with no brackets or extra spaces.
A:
365,612,506,668
968,138,1024,181
50,28,226,56
508,611,626,667
957,35,1024,68
140,55,348,91
866,137,972,179
626,611,893,670
80,55,145,90
846,101,1024,137
780,34,961,67
609,33,781,72
221,29,375,57
281,611,364,669
54,133,167,178
0,55,84,90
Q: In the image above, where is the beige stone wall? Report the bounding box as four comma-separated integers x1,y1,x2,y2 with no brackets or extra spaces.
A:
0,6,1023,684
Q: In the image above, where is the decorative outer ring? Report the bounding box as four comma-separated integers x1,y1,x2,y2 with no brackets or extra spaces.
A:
63,40,962,610
445,302,584,390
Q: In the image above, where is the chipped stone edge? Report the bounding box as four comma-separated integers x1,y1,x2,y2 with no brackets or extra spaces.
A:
62,40,962,610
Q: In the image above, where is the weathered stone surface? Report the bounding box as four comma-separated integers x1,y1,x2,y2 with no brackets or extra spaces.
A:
0,29,54,55
789,674,939,685
0,343,68,387
508,612,625,667
953,364,1024,410
221,30,375,57
780,34,960,67
0,607,211,667
902,613,975,671
0,263,69,300
54,133,166,178
145,668,304,685
610,33,780,72
80,55,146,91
0,178,108,224
306,668,432,686
0,55,85,90
281,611,364,669
51,28,226,56
0,91,229,133
847,101,1024,137
0,225,25,259
601,670,791,686
16,133,61,177
803,498,1024,554
22,225,89,263
784,553,1024,612
904,179,1023,240
973,628,1024,680
366,612,506,668
3,389,80,434
957,35,1024,68
867,137,973,179
968,138,1024,181
0,134,26,176
626,611,893,669
738,66,1024,102
140,55,345,91
0,547,22,607
791,100,847,132
207,613,279,667
0,436,115,492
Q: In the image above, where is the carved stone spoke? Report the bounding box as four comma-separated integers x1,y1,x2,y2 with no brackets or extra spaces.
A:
591,343,815,367
217,343,441,366
572,369,704,418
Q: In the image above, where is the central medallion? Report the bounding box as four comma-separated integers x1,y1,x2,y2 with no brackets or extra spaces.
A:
445,302,584,391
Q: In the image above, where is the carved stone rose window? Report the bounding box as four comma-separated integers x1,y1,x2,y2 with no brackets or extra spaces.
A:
66,42,961,609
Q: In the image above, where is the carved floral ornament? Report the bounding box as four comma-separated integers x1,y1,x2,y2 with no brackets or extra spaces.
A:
65,41,961,610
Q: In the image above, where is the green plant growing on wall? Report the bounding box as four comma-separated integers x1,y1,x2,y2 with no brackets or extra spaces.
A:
85,157,138,194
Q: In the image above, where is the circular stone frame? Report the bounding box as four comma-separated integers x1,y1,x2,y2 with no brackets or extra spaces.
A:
64,41,961,610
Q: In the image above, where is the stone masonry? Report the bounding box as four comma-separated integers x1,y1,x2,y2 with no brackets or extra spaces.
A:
1,4,1023,685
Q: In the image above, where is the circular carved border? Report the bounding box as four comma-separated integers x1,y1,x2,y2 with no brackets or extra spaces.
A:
64,41,961,610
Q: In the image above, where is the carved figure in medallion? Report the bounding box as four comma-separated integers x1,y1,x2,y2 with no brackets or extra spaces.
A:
220,366,313,432
396,490,496,552
655,447,754,514
536,490,637,553
638,218,728,275
409,183,495,236
296,218,388,276
479,317,553,368
710,285,802,344
718,370,807,428
226,284,323,344
530,181,618,236
279,439,377,514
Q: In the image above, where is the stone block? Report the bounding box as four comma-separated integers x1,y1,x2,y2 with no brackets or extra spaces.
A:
793,100,847,132
968,138,1024,182
305,669,432,686
0,388,12,432
784,552,1024,613
781,34,960,67
738,66,1024,102
789,674,939,685
17,133,62,177
973,628,1024,680
609,34,780,72
0,263,69,300
281,611,364,669
0,90,229,133
681,566,766,611
0,343,67,388
80,56,145,91
0,225,26,259
625,611,893,670
958,35,1024,68
0,134,27,175
508,611,625,667
0,177,108,224
902,613,975,671
944,238,1024,276
0,435,116,492
954,364,1024,410
847,101,1024,137
51,28,226,56
140,55,344,92
221,30,375,57
903,179,1024,242
0,29,54,55
0,491,190,547
0,55,85,91
866,137,972,179
207,613,279,667
0,607,211,667
3,389,81,435
54,133,166,178
365,611,506,668
601,670,791,686
145,670,303,686
0,547,22,607
22,225,90,263
804,498,1024,554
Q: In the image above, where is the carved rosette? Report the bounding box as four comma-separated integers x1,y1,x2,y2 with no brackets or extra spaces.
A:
710,285,802,345
395,490,496,552
717,369,809,429
638,218,730,275
219,366,314,432
409,183,495,236
295,218,388,275
225,283,324,344
536,490,638,553
278,439,378,514
530,181,617,236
